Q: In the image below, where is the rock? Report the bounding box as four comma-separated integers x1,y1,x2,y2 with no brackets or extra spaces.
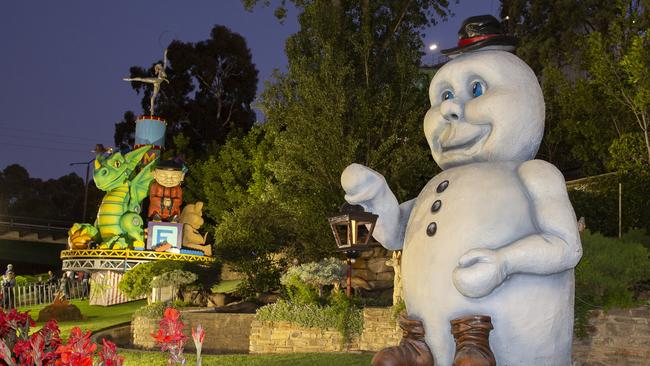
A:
370,280,394,290
351,276,372,291
367,257,392,273
37,301,84,322
208,293,227,307
375,272,395,282
258,293,280,305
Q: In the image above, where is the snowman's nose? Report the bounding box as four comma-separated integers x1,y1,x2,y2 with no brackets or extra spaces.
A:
440,99,463,121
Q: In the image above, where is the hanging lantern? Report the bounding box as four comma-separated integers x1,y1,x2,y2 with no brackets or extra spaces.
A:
328,204,378,250
328,203,379,297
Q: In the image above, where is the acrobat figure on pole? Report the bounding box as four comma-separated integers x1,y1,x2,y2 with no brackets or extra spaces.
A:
123,49,169,116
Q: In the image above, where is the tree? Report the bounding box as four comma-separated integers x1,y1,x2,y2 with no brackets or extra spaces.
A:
500,0,649,176
242,0,451,262
117,25,259,160
585,8,650,167
0,164,101,222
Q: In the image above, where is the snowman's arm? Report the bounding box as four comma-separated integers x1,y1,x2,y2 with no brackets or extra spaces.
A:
502,160,583,275
342,164,411,250
349,193,413,251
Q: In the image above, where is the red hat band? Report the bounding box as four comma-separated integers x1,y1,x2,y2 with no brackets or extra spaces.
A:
458,34,501,48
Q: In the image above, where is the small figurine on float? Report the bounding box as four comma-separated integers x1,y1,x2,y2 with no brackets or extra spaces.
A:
148,160,185,222
179,201,211,256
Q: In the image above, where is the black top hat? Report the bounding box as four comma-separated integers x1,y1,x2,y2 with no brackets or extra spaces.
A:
441,15,517,56
156,159,183,171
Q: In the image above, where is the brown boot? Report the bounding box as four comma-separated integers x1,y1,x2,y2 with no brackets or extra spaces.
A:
371,315,434,366
451,315,496,366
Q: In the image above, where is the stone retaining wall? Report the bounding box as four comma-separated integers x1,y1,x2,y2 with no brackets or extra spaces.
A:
249,306,650,366
132,310,254,353
573,307,650,366
358,307,401,351
130,305,650,364
249,320,360,353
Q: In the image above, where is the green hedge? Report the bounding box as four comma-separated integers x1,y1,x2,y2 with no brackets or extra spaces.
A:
256,294,363,344
574,230,650,336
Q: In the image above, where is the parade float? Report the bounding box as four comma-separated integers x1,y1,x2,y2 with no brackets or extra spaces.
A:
61,50,214,306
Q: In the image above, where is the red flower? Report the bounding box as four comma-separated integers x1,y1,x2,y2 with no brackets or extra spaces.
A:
98,339,124,366
151,307,187,365
54,328,96,366
163,307,181,322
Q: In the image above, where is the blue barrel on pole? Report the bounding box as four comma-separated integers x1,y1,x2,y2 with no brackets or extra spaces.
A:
134,115,166,164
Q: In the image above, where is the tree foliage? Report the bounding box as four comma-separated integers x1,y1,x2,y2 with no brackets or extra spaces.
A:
250,0,450,261
585,10,650,166
215,200,298,297
500,0,650,176
117,25,259,160
0,164,101,222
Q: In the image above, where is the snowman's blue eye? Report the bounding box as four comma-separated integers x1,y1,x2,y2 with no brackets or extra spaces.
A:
442,90,454,101
472,81,484,98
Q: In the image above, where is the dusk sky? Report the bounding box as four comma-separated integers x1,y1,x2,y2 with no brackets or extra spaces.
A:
0,1,497,179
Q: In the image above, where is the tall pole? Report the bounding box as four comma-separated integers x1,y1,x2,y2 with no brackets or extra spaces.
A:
70,159,94,222
618,182,622,239
346,257,352,298
83,162,90,222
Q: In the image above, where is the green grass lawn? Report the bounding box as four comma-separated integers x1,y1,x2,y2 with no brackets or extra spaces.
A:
119,350,373,365
18,299,146,337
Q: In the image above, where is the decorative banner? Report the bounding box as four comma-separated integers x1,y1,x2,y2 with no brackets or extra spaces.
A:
89,271,140,306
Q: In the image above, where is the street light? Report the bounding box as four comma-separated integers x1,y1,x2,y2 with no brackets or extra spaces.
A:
429,43,438,51
328,203,379,297
69,158,94,223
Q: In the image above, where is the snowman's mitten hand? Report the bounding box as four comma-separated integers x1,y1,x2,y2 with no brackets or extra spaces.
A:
452,249,507,298
341,163,392,211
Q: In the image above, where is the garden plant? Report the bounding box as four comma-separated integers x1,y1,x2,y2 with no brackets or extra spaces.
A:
0,307,123,366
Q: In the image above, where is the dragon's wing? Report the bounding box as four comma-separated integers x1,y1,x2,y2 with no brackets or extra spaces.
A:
129,158,158,211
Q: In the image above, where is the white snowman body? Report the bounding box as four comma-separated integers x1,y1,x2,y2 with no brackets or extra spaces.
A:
342,50,582,365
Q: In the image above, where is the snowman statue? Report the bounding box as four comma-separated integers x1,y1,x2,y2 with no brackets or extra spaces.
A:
341,15,582,366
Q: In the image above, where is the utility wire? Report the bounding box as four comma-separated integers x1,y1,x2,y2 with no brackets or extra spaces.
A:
0,134,94,147
0,141,90,153
0,124,101,142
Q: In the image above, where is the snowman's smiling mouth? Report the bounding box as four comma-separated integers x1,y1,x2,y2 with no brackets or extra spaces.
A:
439,123,492,153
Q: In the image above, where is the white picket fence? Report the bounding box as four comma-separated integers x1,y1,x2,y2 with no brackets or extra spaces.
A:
1,281,88,310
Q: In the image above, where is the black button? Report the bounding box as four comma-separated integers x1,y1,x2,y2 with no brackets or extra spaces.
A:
437,180,449,193
426,222,437,236
431,200,442,213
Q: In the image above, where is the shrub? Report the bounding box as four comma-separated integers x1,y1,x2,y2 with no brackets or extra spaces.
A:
256,295,363,345
569,171,650,236
574,230,650,337
215,201,298,298
119,260,220,299
280,258,347,304
150,270,198,289
13,276,27,287
134,301,177,319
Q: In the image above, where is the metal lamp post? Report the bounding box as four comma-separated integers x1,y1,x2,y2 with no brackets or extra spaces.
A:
328,204,378,297
69,159,94,223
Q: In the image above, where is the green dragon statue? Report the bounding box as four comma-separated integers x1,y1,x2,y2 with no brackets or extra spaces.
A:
68,146,157,250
